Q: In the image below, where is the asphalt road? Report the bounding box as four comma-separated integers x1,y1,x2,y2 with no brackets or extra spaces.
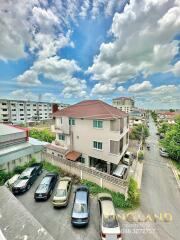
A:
16,173,99,240
122,117,180,240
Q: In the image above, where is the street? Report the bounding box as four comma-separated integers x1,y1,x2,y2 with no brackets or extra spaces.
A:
141,117,180,239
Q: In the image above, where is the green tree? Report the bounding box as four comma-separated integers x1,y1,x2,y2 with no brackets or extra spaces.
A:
169,109,175,112
29,129,55,143
130,124,149,142
161,119,180,162
151,111,157,122
158,122,172,134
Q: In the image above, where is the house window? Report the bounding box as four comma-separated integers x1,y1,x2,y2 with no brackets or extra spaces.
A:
59,133,65,141
93,120,103,128
69,118,75,125
93,141,102,150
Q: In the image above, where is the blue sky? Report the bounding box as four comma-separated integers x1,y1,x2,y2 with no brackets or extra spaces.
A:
0,0,180,109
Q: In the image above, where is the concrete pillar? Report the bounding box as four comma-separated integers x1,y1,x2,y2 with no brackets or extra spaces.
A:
107,162,111,174
84,155,90,167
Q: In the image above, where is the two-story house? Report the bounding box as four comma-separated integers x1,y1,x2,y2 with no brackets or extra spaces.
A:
50,100,129,174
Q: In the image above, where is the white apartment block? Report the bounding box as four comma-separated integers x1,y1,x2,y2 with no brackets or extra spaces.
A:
112,97,135,113
0,99,53,123
50,100,129,174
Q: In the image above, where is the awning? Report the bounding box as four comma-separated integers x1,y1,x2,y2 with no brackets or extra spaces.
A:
65,151,81,161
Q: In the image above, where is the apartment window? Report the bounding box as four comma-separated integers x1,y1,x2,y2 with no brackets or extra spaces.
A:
69,118,75,125
2,102,7,105
93,141,102,150
19,104,23,106
93,119,103,128
2,109,7,111
59,133,65,141
110,140,119,154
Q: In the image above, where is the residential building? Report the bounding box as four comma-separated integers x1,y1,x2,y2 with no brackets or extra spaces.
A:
50,100,129,174
0,124,45,171
157,111,180,124
0,99,54,123
112,97,135,113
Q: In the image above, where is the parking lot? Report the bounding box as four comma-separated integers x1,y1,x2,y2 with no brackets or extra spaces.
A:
16,171,99,240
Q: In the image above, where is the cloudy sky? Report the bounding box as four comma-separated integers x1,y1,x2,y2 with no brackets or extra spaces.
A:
0,0,180,109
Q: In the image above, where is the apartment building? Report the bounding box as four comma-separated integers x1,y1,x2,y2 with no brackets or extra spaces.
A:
50,100,129,174
112,97,135,113
0,99,53,123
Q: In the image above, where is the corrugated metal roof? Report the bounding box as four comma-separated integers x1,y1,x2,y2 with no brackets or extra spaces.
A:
0,143,43,165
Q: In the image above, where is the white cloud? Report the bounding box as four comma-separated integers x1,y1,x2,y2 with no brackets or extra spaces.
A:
62,78,87,98
10,89,38,101
91,83,115,95
17,70,41,86
88,0,180,84
128,81,152,93
117,86,125,93
80,0,90,18
172,61,180,77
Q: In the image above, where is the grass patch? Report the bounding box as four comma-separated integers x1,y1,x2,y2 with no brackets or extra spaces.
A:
81,178,140,210
42,161,60,173
171,159,180,171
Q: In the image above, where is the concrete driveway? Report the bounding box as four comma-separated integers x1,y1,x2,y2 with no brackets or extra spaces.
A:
16,172,99,240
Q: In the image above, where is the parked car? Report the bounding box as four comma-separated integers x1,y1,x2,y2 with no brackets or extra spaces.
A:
34,172,59,201
122,151,132,166
52,177,72,207
112,164,128,179
159,147,169,157
12,163,43,194
97,193,122,240
159,133,165,139
4,174,20,190
71,186,90,227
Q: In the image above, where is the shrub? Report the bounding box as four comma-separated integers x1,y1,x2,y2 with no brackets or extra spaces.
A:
128,178,140,206
29,128,55,143
42,161,60,173
0,171,12,185
138,151,144,160
81,179,135,210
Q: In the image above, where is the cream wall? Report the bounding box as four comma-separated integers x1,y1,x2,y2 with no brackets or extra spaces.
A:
55,117,129,165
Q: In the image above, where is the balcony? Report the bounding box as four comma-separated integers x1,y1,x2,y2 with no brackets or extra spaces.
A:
51,124,70,134
52,140,70,152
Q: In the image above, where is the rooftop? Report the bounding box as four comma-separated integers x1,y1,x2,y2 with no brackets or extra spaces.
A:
54,100,127,120
0,186,54,240
113,97,134,101
0,124,24,136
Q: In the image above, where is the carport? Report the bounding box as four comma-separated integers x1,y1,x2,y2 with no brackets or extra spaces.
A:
65,150,81,161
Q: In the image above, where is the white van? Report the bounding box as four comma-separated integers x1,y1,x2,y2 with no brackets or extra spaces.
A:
112,164,128,179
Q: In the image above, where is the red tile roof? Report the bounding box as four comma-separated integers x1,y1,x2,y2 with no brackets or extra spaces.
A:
54,100,127,119
65,150,81,161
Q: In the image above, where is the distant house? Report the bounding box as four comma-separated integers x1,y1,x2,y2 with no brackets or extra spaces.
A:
49,100,129,174
112,97,135,113
157,111,180,124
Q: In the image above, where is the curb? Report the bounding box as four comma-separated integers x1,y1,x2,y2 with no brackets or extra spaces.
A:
169,162,180,190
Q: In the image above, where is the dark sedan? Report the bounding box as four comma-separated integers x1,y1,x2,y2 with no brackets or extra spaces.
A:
12,163,42,194
34,172,58,201
71,186,90,227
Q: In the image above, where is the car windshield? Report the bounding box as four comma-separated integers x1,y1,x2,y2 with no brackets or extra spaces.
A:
55,189,66,197
37,184,48,191
73,203,87,213
103,215,119,228
19,175,29,180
